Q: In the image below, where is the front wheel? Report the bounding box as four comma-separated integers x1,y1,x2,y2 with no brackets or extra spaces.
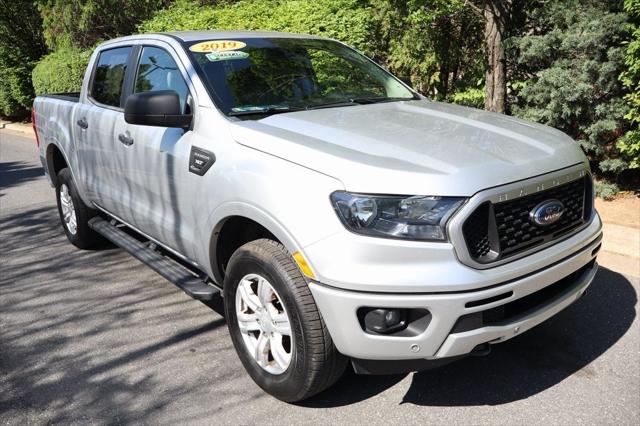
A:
223,239,347,402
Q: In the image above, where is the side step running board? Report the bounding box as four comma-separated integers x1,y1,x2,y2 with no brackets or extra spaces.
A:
88,217,219,301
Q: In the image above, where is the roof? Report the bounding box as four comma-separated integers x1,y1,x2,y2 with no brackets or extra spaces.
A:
97,30,332,51
161,30,326,42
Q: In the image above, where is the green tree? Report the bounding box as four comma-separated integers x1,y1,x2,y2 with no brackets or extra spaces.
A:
463,0,514,113
460,1,535,113
619,0,640,169
0,0,47,118
508,0,630,181
37,0,172,50
369,0,484,100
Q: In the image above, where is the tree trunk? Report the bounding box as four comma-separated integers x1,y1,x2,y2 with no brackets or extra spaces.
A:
482,0,510,113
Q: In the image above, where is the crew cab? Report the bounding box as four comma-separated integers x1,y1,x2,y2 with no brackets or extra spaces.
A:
32,31,602,402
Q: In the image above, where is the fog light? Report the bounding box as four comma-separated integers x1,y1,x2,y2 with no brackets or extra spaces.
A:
363,308,407,334
385,309,401,326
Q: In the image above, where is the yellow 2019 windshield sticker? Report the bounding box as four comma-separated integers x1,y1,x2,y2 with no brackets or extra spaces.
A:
189,40,246,53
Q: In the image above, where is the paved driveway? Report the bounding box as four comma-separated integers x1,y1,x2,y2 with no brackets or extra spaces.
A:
1,130,639,425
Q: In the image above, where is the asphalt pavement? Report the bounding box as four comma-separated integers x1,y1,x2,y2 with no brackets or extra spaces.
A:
1,130,639,425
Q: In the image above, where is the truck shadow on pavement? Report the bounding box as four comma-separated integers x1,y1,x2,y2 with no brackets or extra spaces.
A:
301,267,637,407
0,160,44,197
0,206,229,423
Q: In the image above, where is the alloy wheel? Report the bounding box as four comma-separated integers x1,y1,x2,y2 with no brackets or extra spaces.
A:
235,273,293,375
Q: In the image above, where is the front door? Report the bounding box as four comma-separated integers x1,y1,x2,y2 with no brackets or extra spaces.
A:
115,45,196,256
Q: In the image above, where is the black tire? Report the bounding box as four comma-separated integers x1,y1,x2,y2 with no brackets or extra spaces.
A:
223,239,347,402
55,168,101,249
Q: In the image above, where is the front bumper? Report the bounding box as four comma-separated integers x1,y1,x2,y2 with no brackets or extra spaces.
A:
309,230,601,361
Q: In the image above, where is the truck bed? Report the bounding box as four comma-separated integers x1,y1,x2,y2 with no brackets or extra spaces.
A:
39,92,80,103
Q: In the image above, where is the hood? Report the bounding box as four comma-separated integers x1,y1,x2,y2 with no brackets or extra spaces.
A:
229,100,587,196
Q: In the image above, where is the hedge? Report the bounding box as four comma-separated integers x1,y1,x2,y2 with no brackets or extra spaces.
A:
0,60,37,117
32,46,92,95
139,0,375,54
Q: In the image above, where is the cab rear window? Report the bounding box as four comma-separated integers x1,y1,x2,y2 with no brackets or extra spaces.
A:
91,47,132,108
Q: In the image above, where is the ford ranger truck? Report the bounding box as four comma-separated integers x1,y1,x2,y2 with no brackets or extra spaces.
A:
32,31,602,402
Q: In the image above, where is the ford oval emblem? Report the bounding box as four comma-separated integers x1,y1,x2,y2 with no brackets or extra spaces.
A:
530,199,565,226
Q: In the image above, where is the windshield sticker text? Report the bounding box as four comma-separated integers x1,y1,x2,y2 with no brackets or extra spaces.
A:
205,51,250,62
189,40,247,53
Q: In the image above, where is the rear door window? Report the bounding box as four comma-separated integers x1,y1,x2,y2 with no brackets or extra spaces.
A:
91,47,132,108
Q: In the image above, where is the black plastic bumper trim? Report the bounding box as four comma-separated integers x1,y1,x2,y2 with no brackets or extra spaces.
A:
351,355,464,375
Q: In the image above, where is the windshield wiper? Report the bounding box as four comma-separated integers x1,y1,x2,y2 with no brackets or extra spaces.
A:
228,106,305,117
229,95,420,116
305,101,360,110
348,96,417,104
306,96,417,110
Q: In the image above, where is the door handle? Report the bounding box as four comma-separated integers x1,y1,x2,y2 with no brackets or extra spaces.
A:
76,118,88,129
118,132,134,146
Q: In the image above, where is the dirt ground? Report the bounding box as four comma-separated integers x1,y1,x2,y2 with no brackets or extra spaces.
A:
596,194,640,229
595,194,640,278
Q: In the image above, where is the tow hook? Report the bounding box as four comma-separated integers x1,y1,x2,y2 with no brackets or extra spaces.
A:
470,343,492,357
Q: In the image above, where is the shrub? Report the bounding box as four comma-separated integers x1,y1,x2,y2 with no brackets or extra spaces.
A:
0,59,39,117
594,181,620,200
32,46,92,95
0,0,46,118
449,87,484,108
139,0,375,54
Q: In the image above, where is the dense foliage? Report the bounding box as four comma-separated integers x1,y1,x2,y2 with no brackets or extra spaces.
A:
507,0,630,185
37,0,172,49
0,1,47,118
32,46,92,95
140,0,374,52
368,0,484,101
619,0,640,170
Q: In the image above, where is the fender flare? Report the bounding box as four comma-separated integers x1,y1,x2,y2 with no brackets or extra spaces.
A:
45,142,71,187
203,201,303,283
44,141,94,207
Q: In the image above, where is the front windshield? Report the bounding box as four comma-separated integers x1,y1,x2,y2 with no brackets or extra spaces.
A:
184,37,417,116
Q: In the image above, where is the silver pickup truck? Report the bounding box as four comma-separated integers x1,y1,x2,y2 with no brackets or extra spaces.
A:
33,31,603,402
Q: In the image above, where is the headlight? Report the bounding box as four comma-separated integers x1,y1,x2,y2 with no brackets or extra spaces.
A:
330,191,466,241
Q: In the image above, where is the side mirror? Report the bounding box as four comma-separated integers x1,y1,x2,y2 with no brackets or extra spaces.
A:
124,90,192,128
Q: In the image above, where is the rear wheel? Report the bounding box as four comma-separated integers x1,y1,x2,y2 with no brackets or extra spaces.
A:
55,168,101,249
223,239,347,402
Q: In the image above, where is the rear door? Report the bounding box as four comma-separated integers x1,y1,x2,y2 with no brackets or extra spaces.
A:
79,45,134,212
